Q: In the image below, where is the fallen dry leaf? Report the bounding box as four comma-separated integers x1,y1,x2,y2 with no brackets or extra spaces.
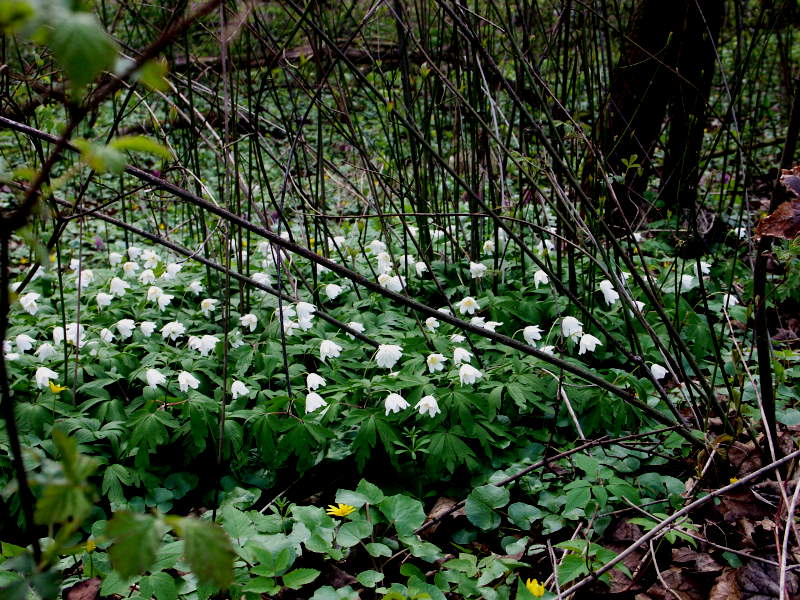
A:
671,547,723,573
642,566,705,600
64,578,101,600
737,558,798,599
754,199,800,240
781,165,800,198
709,568,740,600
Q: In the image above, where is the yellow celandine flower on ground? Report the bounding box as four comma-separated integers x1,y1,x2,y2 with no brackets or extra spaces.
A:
730,477,739,484
85,539,96,553
49,381,67,393
326,503,356,517
525,578,545,597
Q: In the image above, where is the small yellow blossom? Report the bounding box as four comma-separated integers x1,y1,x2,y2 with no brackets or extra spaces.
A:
525,578,545,597
85,539,96,553
729,477,739,484
326,503,356,518
49,381,67,393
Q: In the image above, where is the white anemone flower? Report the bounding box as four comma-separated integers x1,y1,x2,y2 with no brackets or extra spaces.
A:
115,319,135,339
19,292,40,315
415,262,428,277
140,321,156,337
561,316,583,340
375,344,403,369
450,333,466,343
651,364,669,380
453,347,472,364
376,252,393,273
145,368,166,390
578,333,602,355
305,392,327,413
415,395,441,417
188,280,204,295
296,302,316,320
533,270,549,288
53,326,64,345
122,261,139,277
722,293,739,308
162,263,182,279
367,239,386,254
109,277,130,296
319,339,342,362
231,380,249,399
457,296,479,315
108,252,123,266
35,366,58,388
483,240,495,254
345,321,365,339
426,353,447,373
65,323,85,347
201,298,217,316
240,313,258,331
96,293,114,308
484,321,502,332
127,246,142,260
139,269,156,284
325,283,343,300
141,250,160,269
177,371,200,392
75,270,94,288
15,334,35,353
598,280,619,306
161,321,186,341
100,328,115,343
540,345,556,355
35,342,57,361
523,325,542,345
195,335,219,357
384,392,409,415
469,262,488,279
680,274,696,291
425,317,440,331
459,364,483,385
306,373,326,390
146,286,163,302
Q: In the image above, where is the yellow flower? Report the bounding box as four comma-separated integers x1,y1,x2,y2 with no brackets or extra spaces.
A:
525,578,545,597
49,381,67,393
326,503,356,518
729,477,739,484
85,539,96,553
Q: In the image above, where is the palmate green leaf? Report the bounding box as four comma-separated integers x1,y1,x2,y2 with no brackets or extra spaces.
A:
47,11,117,90
465,484,510,531
176,517,235,589
106,511,161,578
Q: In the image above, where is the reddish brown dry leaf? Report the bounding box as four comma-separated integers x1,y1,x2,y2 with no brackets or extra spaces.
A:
738,558,799,599
642,567,704,600
781,165,800,198
65,578,101,600
671,548,723,573
709,568,740,600
754,199,800,240
606,542,646,594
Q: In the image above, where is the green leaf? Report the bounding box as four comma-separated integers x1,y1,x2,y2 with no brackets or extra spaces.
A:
282,568,320,590
176,517,235,589
507,503,543,529
106,511,161,578
109,135,172,159
356,479,384,504
0,0,33,33
379,495,426,537
465,485,509,530
336,519,373,547
47,11,117,90
365,542,392,557
137,58,169,91
563,487,591,514
139,572,177,600
34,484,93,526
356,570,384,587
243,577,280,594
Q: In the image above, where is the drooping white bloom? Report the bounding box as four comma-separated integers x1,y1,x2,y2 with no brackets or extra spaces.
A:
157,294,174,311
100,328,115,343
484,321,502,332
306,372,326,391
319,339,342,362
145,368,166,389
425,317,440,332
146,286,163,302
306,391,327,413
561,316,583,340
325,283,343,300
178,371,200,392
53,326,64,345
523,325,542,345
426,353,447,373
65,323,85,347
35,366,58,388
231,380,249,399
296,302,316,321
15,334,35,353
139,269,156,284
457,296,479,315
345,321,365,339
161,321,186,341
722,293,739,308
122,261,139,277
697,261,712,276
533,270,549,288
384,392,409,415
35,342,57,361
194,335,219,357
379,273,405,292
69,259,80,271
540,345,556,355
415,262,428,277
127,246,142,260
19,292,40,315
5,352,19,361
651,364,668,380
201,298,217,317
431,229,445,242
75,270,94,289
141,249,160,269
438,306,452,315
251,273,271,288
109,277,130,297
116,319,135,339
633,301,646,312
297,317,314,331
680,274,696,291
450,333,465,343
469,262,488,279
188,280,204,295
240,313,258,331
578,333,602,355
453,347,472,365
415,395,441,417
375,344,403,369
598,280,619,306
376,252,393,274
368,239,387,255
96,292,114,308
108,252,123,266
162,262,182,279
483,239,495,254
140,321,156,337
459,364,483,385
